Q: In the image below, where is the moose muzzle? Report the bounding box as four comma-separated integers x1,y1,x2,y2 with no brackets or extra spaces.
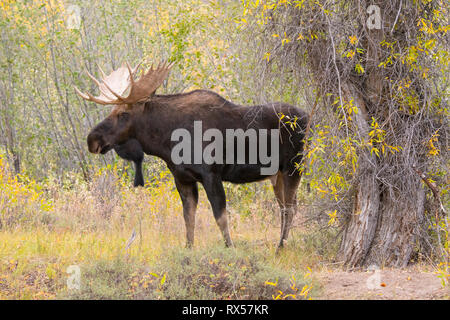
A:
87,132,109,154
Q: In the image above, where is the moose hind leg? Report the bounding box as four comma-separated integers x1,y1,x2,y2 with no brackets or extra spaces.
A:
133,159,144,187
174,179,198,248
270,172,285,210
277,173,300,250
202,175,233,247
271,172,287,245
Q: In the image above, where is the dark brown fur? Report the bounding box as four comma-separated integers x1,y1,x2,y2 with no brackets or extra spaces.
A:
113,139,144,187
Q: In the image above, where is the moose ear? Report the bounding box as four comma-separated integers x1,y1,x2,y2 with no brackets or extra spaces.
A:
118,112,130,121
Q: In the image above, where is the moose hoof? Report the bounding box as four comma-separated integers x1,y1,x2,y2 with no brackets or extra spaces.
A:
275,240,287,254
225,240,234,248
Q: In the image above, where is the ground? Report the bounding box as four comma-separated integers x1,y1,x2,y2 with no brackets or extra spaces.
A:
316,266,448,300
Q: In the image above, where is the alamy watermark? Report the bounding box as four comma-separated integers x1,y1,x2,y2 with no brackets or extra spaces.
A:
367,4,382,30
170,121,280,175
66,4,81,30
366,265,382,289
66,265,81,291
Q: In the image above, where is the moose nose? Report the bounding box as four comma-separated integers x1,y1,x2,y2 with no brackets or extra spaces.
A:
87,132,102,154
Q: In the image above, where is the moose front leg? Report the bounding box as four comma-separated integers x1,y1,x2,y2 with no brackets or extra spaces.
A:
114,139,145,187
133,159,144,187
202,175,233,247
174,178,198,248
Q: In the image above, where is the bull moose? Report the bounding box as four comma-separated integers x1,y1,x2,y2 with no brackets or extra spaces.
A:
75,61,308,250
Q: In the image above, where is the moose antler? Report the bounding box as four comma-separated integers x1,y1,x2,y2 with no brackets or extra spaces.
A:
74,61,174,105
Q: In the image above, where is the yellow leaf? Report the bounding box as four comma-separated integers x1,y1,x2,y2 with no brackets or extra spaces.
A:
160,273,167,285
346,50,355,59
265,279,278,286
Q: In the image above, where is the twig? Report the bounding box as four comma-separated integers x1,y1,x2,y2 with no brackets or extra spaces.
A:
412,165,446,215
390,0,402,35
297,92,320,182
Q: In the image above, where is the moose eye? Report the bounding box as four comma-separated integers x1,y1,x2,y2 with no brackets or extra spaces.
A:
118,112,130,121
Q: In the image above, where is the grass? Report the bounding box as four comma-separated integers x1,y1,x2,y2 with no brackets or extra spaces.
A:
60,244,315,300
0,157,324,300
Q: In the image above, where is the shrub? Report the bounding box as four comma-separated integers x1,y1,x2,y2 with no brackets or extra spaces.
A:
148,245,313,300
61,244,314,300
0,155,53,229
61,258,136,300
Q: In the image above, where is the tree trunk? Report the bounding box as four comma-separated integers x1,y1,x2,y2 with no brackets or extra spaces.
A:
337,83,427,268
337,83,381,267
365,186,426,267
339,175,426,268
336,2,429,268
3,119,21,174
339,176,380,267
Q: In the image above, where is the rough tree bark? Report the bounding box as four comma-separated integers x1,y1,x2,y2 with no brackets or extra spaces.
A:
337,82,381,267
335,1,429,268
337,81,427,268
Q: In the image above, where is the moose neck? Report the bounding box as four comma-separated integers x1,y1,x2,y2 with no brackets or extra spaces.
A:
131,90,240,165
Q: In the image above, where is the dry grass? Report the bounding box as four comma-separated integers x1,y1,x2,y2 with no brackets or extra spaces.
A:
0,158,322,300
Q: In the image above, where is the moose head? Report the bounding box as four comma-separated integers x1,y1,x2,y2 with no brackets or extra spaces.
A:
74,61,174,155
